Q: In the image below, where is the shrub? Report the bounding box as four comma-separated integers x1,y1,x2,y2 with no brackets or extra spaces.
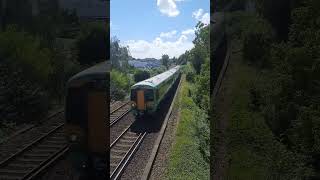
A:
76,22,108,65
134,70,150,82
0,27,52,124
242,16,274,66
110,70,130,100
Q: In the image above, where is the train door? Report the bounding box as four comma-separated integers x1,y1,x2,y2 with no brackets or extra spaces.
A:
87,91,107,154
137,90,145,110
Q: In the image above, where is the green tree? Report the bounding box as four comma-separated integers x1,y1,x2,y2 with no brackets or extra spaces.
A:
76,22,108,65
110,70,131,100
110,37,130,71
134,70,150,82
161,54,170,69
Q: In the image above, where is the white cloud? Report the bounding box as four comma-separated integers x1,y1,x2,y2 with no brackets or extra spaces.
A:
192,9,210,25
201,13,210,25
160,30,177,38
157,0,180,17
192,9,203,19
122,32,194,59
181,28,195,36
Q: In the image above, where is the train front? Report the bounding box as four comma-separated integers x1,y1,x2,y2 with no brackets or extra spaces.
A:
65,61,109,179
130,85,155,116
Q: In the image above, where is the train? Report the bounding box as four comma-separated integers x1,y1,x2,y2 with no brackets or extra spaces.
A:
65,61,109,179
130,65,181,116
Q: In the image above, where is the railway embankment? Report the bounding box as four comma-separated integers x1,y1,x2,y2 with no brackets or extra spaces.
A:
151,74,209,179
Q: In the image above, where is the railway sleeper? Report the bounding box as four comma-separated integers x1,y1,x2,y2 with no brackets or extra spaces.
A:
16,157,44,163
110,163,118,168
115,143,132,148
0,174,23,180
7,163,37,170
44,140,67,145
119,139,135,143
110,149,127,154
0,168,29,175
110,155,124,160
37,144,63,149
123,134,138,139
29,149,56,154
23,153,52,158
49,136,66,140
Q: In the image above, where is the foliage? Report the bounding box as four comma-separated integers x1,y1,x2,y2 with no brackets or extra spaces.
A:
0,27,53,123
166,76,209,179
134,70,150,83
110,69,131,100
224,0,320,178
110,37,130,71
0,26,53,84
242,14,274,67
76,22,107,65
193,58,210,111
161,54,170,69
189,23,209,74
222,49,313,179
183,63,196,83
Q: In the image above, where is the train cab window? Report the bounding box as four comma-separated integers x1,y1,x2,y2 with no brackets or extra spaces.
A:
131,89,137,101
145,89,154,101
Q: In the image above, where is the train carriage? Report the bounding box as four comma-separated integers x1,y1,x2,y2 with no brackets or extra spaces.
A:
65,61,109,179
130,65,181,116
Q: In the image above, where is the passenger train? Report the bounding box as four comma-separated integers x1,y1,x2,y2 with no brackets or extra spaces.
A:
130,65,181,116
65,61,109,179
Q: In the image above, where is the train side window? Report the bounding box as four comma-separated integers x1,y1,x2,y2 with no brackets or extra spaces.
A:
156,89,159,100
145,89,154,101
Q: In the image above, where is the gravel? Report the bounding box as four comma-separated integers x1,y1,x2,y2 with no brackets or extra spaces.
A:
149,96,180,180
119,77,181,180
0,112,64,162
110,112,135,144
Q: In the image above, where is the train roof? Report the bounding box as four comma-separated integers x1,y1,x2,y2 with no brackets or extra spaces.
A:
132,65,180,89
67,60,110,86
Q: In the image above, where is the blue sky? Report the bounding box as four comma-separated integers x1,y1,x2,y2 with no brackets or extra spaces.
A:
111,0,210,59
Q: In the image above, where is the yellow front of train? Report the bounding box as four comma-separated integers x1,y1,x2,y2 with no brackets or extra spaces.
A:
65,61,109,179
130,88,155,116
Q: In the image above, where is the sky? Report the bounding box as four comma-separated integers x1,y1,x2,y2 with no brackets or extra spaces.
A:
111,0,210,59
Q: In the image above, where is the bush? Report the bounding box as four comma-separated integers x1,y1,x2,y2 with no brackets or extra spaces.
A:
183,63,196,83
110,70,130,100
134,70,150,82
0,27,52,124
76,22,108,65
242,15,274,67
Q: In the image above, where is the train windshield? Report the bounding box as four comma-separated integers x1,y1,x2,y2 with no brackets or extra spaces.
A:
66,87,87,126
131,89,137,101
131,89,154,101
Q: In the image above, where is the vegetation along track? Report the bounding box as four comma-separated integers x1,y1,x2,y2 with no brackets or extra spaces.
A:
0,123,68,180
110,101,132,126
110,124,147,180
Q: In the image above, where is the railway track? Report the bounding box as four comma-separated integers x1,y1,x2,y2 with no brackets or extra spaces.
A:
110,124,146,180
110,101,132,126
0,123,68,180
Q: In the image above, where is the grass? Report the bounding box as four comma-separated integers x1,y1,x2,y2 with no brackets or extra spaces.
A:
225,55,270,179
166,75,210,180
223,41,312,179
